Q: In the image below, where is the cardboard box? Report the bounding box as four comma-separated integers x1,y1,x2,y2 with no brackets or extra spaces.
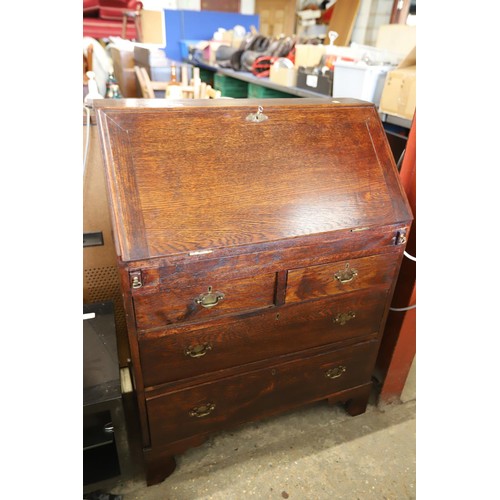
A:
141,9,166,46
379,47,416,121
217,30,244,48
376,24,416,58
270,65,297,87
110,47,138,97
294,44,326,69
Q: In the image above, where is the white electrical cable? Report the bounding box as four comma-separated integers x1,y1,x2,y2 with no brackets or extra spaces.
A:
390,304,416,312
404,250,416,262
389,249,417,311
83,104,91,175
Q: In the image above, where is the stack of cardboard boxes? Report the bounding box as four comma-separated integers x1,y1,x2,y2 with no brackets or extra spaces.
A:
269,23,416,123
379,46,416,121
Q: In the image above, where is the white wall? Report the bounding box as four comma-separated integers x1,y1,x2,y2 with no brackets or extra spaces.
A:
351,0,373,45
141,0,179,9
240,0,255,15
178,0,201,9
351,0,393,46
142,0,396,41
141,0,254,13
366,0,393,45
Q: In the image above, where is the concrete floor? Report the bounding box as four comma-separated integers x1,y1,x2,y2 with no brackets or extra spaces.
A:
96,363,416,500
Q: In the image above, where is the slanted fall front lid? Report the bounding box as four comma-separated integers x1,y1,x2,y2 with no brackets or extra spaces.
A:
95,98,411,262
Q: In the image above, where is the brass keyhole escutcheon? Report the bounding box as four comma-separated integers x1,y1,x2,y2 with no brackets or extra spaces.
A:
325,365,347,379
189,402,216,418
333,311,356,326
334,263,358,284
184,343,212,358
246,105,268,123
194,286,225,309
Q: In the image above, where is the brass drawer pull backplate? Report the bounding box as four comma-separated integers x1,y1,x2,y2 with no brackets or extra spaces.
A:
325,366,347,379
333,311,356,326
194,286,225,309
189,402,216,418
184,343,213,358
334,263,358,284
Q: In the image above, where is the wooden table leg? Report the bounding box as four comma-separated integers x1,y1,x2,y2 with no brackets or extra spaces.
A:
144,454,177,486
344,383,372,416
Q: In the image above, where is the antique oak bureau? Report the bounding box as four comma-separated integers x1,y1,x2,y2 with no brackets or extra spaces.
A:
95,98,412,485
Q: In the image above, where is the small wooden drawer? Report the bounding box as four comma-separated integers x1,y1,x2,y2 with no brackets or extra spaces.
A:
146,340,378,447
133,272,277,330
286,252,399,303
139,288,387,387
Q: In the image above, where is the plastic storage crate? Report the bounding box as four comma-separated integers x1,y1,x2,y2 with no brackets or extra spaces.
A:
179,40,203,61
296,67,333,96
247,83,296,99
332,61,394,105
199,68,215,87
214,73,248,97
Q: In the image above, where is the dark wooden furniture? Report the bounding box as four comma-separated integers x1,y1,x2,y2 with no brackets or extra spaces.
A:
191,63,412,163
94,98,412,486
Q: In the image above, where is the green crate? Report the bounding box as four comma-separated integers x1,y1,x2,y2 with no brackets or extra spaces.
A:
247,83,297,99
214,73,248,98
199,68,215,87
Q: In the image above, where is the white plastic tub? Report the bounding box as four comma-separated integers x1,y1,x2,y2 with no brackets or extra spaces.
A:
332,61,394,105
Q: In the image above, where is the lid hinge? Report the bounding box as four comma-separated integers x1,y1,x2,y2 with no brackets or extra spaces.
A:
395,229,407,246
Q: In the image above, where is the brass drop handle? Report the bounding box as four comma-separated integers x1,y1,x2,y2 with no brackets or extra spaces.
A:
325,365,346,379
194,286,225,309
334,263,358,284
333,311,356,326
184,343,212,358
189,402,216,418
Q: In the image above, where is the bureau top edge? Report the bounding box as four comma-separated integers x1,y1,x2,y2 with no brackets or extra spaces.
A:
117,222,411,270
93,97,375,111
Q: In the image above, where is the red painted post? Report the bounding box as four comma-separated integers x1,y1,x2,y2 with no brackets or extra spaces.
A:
376,113,416,404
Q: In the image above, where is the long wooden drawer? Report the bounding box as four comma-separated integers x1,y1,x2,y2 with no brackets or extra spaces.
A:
286,252,400,303
133,272,276,330
146,340,378,447
139,288,387,387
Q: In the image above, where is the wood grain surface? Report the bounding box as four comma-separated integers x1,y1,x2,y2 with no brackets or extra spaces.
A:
139,288,388,387
133,271,276,329
95,100,411,261
94,98,413,486
146,340,378,446
286,252,400,302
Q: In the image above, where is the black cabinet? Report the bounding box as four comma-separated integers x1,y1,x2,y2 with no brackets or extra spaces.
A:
83,302,128,491
383,121,410,167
